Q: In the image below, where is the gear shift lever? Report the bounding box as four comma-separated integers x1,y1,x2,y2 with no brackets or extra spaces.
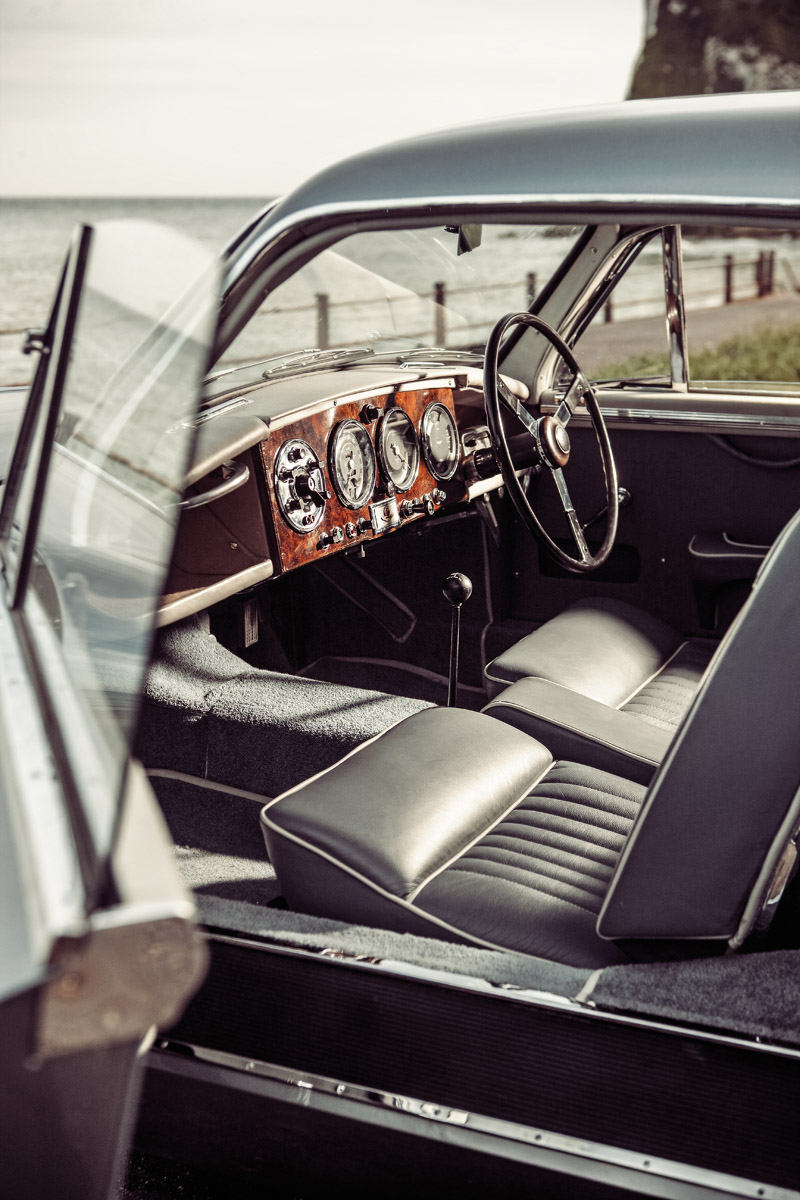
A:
442,572,473,707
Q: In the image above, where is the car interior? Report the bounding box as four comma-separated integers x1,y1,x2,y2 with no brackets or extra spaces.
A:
131,215,800,1042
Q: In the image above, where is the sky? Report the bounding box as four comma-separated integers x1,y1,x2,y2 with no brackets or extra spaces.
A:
0,0,645,197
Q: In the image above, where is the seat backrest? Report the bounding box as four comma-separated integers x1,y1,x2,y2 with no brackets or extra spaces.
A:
599,506,800,949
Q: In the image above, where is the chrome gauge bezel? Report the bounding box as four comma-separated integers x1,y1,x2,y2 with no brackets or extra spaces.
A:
420,401,459,481
328,419,377,510
377,407,420,493
274,439,327,534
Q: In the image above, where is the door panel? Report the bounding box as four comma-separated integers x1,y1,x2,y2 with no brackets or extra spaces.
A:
510,421,800,636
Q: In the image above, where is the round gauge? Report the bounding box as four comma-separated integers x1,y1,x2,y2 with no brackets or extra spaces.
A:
377,408,420,493
274,439,327,534
421,401,459,481
329,419,377,509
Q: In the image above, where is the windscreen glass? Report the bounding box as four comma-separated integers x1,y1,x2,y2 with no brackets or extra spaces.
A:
23,220,219,868
218,224,584,371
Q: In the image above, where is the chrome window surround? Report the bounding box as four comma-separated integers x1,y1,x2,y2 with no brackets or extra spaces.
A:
216,193,800,367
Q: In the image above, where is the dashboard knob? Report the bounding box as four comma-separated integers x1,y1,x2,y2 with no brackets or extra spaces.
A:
294,471,325,507
402,496,435,518
287,446,304,462
360,402,380,424
318,526,345,549
356,517,372,534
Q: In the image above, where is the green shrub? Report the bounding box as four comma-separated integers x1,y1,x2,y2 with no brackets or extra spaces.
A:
593,322,800,384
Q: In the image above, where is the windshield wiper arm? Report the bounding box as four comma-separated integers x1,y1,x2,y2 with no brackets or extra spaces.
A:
261,346,375,379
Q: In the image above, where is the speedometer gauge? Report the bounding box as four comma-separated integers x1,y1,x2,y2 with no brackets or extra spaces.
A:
329,419,376,509
421,402,459,481
377,408,419,493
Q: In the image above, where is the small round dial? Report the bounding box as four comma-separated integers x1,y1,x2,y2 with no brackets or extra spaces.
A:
421,402,459,481
377,408,419,493
329,419,376,509
274,439,327,533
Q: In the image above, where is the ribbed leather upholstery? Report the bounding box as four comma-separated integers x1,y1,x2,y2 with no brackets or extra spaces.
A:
264,718,647,967
621,640,716,731
415,762,644,965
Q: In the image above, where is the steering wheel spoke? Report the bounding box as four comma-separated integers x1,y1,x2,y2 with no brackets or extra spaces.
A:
551,467,591,565
497,378,539,438
554,370,591,427
483,311,618,574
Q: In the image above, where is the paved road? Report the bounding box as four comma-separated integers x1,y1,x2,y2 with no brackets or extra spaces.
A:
578,292,800,374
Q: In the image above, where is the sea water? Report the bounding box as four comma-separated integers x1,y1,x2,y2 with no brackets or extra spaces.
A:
2,197,798,388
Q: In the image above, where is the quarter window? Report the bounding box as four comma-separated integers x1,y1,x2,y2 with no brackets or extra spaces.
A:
682,227,800,390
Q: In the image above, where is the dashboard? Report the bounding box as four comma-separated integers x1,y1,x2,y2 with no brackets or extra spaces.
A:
262,382,466,573
159,368,494,625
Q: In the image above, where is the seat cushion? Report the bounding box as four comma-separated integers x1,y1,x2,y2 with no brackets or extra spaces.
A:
620,638,716,731
415,761,645,966
485,598,683,704
264,706,647,967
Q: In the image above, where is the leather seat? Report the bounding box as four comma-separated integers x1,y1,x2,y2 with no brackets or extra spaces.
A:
263,511,800,969
482,599,717,781
485,597,716,727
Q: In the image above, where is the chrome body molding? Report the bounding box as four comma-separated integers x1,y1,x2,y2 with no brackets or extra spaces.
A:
204,932,800,1063
547,395,800,437
157,1039,800,1200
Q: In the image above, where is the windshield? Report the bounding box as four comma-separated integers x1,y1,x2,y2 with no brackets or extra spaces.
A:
3,220,219,884
219,224,584,372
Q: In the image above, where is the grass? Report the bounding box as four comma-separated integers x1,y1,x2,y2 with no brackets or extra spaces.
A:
593,322,800,384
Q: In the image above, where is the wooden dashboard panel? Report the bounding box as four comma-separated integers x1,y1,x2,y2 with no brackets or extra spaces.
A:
259,385,467,573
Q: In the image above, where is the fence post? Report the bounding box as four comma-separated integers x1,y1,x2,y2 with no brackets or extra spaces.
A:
724,254,734,304
526,272,537,306
433,282,446,346
766,249,775,295
316,293,329,349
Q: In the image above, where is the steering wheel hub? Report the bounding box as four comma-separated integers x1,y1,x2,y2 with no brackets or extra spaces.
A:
539,414,571,468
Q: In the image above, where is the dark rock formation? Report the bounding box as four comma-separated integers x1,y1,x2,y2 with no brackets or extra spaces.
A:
629,0,800,98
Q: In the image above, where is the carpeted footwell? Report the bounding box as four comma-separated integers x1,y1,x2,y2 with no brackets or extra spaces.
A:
137,614,433,799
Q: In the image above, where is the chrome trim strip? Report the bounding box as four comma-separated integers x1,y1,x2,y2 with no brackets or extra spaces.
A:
203,931,800,1063
662,227,689,391
558,405,800,435
225,193,800,292
159,1041,800,1200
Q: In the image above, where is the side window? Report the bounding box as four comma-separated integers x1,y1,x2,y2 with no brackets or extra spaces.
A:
575,238,670,383
683,227,800,390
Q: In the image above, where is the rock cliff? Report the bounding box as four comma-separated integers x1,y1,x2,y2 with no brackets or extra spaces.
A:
628,0,800,98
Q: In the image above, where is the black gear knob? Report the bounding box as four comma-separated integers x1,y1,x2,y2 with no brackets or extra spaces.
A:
442,572,473,608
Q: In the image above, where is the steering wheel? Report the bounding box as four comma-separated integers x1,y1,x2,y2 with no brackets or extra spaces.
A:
483,311,618,574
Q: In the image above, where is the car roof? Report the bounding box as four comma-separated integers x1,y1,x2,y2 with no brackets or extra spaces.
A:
218,91,800,356
253,91,800,229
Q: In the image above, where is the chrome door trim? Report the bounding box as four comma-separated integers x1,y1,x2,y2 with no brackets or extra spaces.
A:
155,1040,800,1200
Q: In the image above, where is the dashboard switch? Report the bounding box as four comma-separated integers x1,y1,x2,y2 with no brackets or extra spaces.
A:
318,526,345,549
402,496,435,518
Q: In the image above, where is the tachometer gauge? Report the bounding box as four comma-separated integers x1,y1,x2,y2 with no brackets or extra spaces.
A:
421,401,459,481
377,408,419,493
329,419,376,509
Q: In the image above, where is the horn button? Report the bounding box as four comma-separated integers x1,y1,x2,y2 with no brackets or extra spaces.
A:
538,414,571,468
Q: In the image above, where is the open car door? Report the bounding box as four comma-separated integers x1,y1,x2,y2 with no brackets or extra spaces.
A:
0,220,219,1200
